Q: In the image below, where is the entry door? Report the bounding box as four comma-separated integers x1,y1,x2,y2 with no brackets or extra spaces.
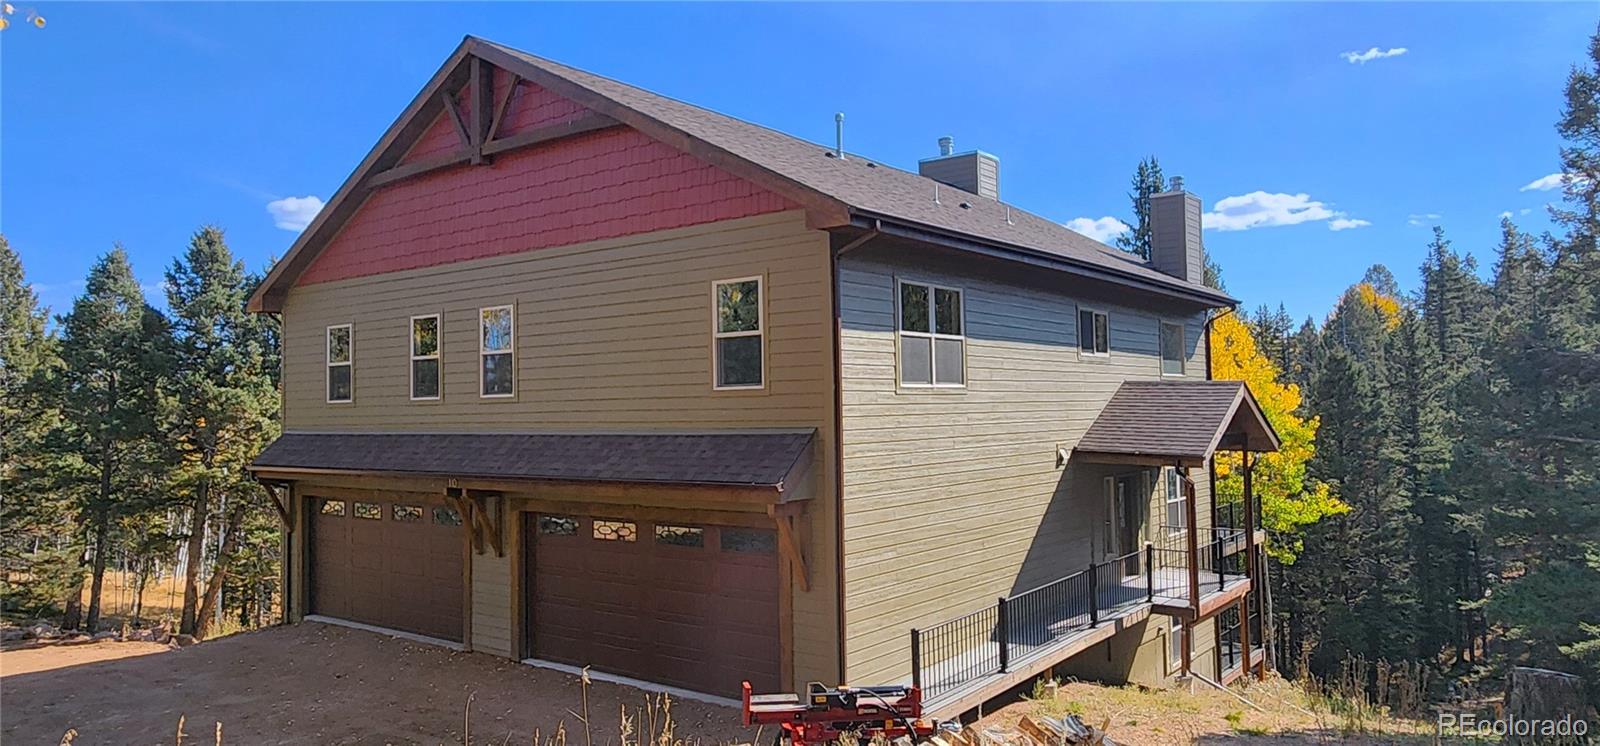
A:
1105,475,1143,577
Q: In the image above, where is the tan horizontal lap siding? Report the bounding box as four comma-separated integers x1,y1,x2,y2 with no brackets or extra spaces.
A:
838,246,1210,685
280,210,839,688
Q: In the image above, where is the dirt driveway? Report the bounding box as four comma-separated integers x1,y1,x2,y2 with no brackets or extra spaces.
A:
1,622,755,745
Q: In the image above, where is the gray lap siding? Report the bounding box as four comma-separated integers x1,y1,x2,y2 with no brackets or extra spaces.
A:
838,244,1212,685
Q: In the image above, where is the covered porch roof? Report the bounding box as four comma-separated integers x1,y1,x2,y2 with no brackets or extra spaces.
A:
248,430,816,501
1073,380,1280,468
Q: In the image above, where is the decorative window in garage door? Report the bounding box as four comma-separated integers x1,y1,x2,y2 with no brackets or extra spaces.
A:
538,515,577,535
393,505,423,522
320,499,346,516
593,519,637,542
353,502,382,520
433,507,462,526
654,524,704,547
720,527,776,553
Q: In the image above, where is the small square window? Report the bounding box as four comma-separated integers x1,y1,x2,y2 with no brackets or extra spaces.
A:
320,499,346,517
593,519,637,542
537,515,577,536
433,507,462,526
654,525,705,547
353,502,381,520
393,505,423,522
1170,619,1184,669
720,528,776,554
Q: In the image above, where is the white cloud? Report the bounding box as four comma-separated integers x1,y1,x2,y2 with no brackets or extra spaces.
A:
1202,191,1340,232
1065,216,1131,244
1499,208,1535,219
266,195,325,232
1341,46,1408,64
1407,213,1442,226
1328,218,1371,231
1520,173,1580,192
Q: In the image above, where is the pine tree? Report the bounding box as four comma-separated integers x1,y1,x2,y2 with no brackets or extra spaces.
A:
1115,157,1167,260
0,236,79,618
164,227,279,638
50,247,169,631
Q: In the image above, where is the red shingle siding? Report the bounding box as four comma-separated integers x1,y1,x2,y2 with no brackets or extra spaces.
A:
300,86,797,286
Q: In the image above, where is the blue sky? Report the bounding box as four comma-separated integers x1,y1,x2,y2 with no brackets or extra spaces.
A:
2,2,1592,323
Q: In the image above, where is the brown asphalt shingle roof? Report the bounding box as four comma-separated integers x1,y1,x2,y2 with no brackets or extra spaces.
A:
249,431,815,488
479,39,1233,306
1076,380,1280,462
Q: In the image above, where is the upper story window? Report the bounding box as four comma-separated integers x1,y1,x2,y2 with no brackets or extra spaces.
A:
1165,467,1188,536
326,324,353,403
1078,308,1109,356
898,280,965,387
480,305,514,398
713,277,764,389
1160,322,1185,376
411,314,441,400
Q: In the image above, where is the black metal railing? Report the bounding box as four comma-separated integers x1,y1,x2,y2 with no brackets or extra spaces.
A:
1214,499,1245,533
1218,604,1244,674
911,548,1157,702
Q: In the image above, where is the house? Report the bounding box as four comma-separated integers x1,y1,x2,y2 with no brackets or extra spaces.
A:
246,36,1277,713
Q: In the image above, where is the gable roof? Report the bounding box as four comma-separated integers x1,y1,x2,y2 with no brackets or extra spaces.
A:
1074,380,1281,467
249,36,1234,312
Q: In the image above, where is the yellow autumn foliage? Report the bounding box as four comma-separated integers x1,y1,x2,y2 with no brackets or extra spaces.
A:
1210,313,1347,563
1354,283,1402,331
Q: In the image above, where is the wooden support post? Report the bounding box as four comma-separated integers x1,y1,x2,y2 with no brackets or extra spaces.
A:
487,73,521,142
1237,595,1251,676
1184,465,1200,614
768,503,810,592
441,88,470,150
469,56,492,164
1243,452,1256,581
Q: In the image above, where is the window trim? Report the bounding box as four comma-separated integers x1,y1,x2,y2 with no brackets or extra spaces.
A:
1160,320,1186,377
711,275,766,391
478,304,515,399
895,278,967,389
409,313,442,401
1078,306,1110,358
326,323,353,404
1165,467,1188,537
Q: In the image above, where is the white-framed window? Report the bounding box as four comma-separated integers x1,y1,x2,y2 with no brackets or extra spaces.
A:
326,324,353,403
897,279,965,387
1169,618,1184,670
1078,307,1109,356
712,276,764,389
1165,467,1188,536
479,305,514,398
410,314,441,400
1160,321,1185,376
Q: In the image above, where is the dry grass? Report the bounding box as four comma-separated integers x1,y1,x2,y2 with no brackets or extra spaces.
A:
73,570,275,638
987,675,1447,744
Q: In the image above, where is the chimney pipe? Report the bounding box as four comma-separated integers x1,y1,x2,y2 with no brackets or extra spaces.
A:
1170,175,1185,192
834,112,846,161
938,136,954,156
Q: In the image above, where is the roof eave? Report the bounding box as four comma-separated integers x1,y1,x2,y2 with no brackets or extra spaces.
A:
848,213,1236,308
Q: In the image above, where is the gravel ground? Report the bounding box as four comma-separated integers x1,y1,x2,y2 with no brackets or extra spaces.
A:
1,622,754,745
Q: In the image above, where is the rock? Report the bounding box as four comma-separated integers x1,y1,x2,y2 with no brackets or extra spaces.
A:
1,627,29,642
28,623,61,639
173,633,198,647
92,631,120,641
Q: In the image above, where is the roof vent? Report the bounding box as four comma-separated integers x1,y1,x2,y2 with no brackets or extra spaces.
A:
834,112,846,161
938,136,955,157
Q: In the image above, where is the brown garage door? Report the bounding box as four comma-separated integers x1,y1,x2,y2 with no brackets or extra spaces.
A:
527,514,780,696
310,496,465,642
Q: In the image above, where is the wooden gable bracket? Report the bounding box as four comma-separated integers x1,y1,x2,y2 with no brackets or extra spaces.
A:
447,486,504,557
258,480,291,528
768,502,810,593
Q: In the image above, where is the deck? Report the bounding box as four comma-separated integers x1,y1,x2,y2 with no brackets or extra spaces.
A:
918,570,1250,717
